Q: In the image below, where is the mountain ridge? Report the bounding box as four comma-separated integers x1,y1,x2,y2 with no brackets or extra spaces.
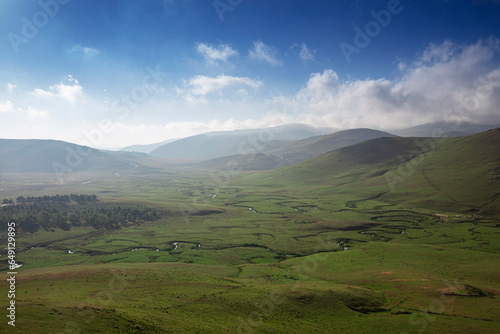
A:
195,128,395,170
242,127,500,215
149,123,334,159
0,138,146,175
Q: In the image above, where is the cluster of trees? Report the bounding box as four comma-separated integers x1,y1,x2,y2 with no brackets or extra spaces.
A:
3,194,99,205
0,195,160,233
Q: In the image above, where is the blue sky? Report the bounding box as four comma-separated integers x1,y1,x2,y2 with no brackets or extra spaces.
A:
1,0,500,148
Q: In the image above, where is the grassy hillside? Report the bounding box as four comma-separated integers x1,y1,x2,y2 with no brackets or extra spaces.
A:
197,152,290,170
193,128,396,170
0,129,498,333
392,121,500,137
243,128,500,216
150,124,330,159
121,138,179,154
0,139,144,174
271,128,395,163
384,128,500,214
243,136,426,187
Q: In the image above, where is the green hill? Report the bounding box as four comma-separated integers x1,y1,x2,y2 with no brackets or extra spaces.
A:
197,152,290,170
392,121,499,137
244,128,500,216
1,130,499,334
194,128,395,169
384,128,500,214
0,139,144,174
150,124,331,159
120,138,180,153
270,128,395,163
247,136,425,186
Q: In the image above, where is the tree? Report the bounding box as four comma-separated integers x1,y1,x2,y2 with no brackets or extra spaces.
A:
68,212,80,224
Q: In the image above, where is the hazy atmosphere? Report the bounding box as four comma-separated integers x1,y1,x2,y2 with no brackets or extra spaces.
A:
1,1,500,334
1,0,499,148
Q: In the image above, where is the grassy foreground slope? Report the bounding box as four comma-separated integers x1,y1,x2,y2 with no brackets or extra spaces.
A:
0,129,499,333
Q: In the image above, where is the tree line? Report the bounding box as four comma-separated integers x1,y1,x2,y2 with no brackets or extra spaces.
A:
0,194,161,233
2,194,99,205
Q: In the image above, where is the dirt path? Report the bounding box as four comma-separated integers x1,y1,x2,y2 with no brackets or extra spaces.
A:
421,168,458,203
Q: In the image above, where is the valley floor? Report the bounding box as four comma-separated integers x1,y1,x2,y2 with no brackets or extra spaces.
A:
0,166,499,333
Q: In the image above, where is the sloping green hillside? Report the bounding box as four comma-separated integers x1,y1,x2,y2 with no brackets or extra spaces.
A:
270,128,395,163
0,139,145,174
244,136,426,187
384,128,500,215
243,128,500,216
197,152,290,170
150,124,329,159
1,130,498,334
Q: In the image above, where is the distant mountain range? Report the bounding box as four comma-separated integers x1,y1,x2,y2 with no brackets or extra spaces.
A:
390,121,499,137
2,122,498,175
0,139,148,175
197,128,395,170
131,122,499,163
121,138,179,154
149,124,334,159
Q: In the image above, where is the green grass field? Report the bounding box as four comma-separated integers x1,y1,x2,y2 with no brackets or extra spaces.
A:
1,131,499,333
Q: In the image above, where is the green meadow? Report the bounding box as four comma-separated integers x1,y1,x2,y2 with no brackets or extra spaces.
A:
1,131,499,333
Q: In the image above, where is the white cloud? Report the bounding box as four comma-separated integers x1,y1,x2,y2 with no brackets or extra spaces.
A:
25,106,48,119
290,43,316,63
67,44,100,57
0,100,48,119
236,88,248,97
415,40,456,65
0,100,15,113
32,75,84,102
249,40,281,66
187,74,263,96
7,83,16,94
4,38,499,148
196,42,238,64
74,38,500,148
274,38,500,130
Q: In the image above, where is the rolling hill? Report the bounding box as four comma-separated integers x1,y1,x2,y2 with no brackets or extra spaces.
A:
196,128,395,170
243,128,500,215
0,139,146,174
120,138,179,154
252,136,426,186
149,124,333,159
269,128,395,163
1,129,499,334
392,121,499,137
197,152,290,171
